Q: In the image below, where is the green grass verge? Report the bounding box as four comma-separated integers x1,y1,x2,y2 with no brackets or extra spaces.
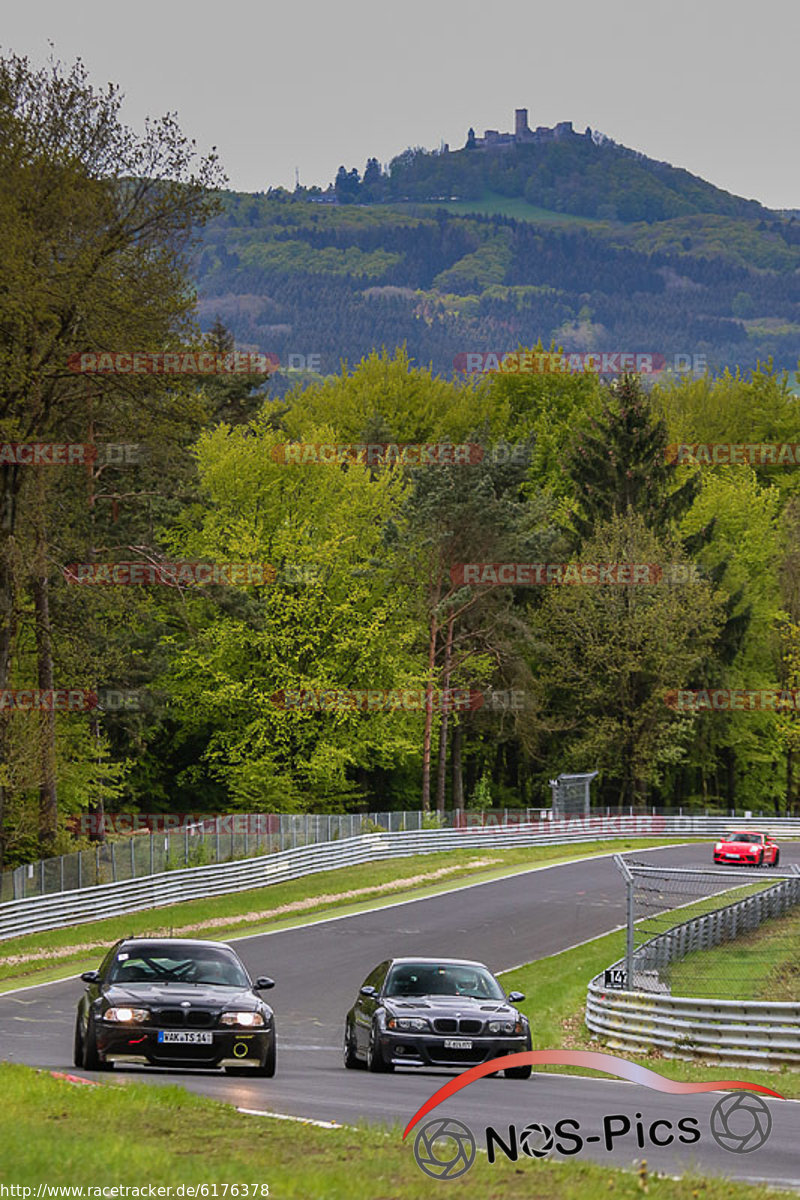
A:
500,905,800,1097
668,907,800,1002
1,1062,793,1197
0,839,694,993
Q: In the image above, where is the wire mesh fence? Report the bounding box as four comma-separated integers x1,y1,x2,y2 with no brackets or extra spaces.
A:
1,808,558,903
549,771,599,818
616,857,800,1000
3,805,799,906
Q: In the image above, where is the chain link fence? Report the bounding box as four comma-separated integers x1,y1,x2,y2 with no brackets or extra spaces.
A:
4,805,800,906
2,808,559,902
549,771,599,818
615,857,800,999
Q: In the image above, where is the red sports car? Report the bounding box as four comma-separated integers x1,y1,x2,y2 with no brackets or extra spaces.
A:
713,830,780,867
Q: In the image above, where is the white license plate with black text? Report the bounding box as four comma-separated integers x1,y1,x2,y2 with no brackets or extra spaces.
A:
443,1038,472,1050
157,1030,213,1044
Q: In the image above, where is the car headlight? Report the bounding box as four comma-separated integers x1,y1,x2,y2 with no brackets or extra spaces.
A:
488,1020,517,1034
387,1017,429,1031
715,843,722,851
220,1011,265,1027
103,1007,150,1023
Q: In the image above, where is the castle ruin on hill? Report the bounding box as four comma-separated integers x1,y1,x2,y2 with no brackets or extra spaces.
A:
466,108,586,150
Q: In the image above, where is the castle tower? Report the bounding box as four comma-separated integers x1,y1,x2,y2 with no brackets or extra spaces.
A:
515,108,532,139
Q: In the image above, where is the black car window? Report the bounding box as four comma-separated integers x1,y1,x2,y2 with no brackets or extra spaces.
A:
98,943,120,979
108,945,249,987
364,961,389,991
384,963,505,1000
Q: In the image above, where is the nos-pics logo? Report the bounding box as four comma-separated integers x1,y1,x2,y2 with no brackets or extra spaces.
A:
413,1118,476,1180
412,1094,773,1180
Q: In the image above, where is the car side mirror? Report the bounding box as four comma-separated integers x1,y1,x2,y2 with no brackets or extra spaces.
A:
81,971,101,985
507,990,525,1003
254,977,275,990
359,985,377,997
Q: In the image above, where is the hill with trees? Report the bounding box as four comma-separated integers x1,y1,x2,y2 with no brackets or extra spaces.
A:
194,190,800,384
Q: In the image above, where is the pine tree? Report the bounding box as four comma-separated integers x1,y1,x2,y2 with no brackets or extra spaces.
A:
565,374,699,543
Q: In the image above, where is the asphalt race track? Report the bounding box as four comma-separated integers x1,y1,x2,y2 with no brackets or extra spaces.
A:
3,843,800,1189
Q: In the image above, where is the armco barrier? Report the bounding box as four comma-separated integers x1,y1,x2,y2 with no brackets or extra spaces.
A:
7,810,800,904
586,987,800,1069
5,814,800,942
586,872,800,1069
1,814,677,941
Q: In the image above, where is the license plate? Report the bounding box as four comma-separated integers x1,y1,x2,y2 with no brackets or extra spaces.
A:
157,1031,213,1044
443,1038,473,1050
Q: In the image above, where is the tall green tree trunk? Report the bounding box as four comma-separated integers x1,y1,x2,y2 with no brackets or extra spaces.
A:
452,722,464,812
0,470,21,869
420,579,441,813
435,611,454,814
34,569,58,853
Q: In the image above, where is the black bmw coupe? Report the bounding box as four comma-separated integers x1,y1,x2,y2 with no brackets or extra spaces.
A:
343,956,532,1077
74,937,276,1075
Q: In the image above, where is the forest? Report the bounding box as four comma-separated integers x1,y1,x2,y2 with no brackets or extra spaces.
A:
195,190,800,383
1,54,799,869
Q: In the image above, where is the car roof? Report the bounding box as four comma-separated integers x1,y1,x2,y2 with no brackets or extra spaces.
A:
117,938,238,951
726,830,765,836
388,957,491,969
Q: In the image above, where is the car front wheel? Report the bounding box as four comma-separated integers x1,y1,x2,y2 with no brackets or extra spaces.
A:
343,1023,363,1070
82,1015,112,1071
73,1016,84,1068
226,1037,276,1077
505,1034,533,1079
254,1038,276,1077
774,849,781,867
366,1024,393,1073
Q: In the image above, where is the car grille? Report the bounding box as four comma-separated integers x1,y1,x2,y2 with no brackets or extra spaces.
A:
432,1018,484,1035
153,1009,216,1029
459,1019,482,1034
428,1046,488,1064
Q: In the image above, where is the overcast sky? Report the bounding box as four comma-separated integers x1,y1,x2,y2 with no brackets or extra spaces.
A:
4,0,798,209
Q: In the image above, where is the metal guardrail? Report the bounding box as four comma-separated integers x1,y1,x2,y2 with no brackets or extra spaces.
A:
586,870,800,1068
1,810,443,903
0,814,681,941
586,988,800,1069
6,808,800,904
5,812,800,943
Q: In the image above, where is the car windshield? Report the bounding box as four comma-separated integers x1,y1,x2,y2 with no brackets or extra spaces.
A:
729,833,762,844
108,944,249,988
384,963,505,1000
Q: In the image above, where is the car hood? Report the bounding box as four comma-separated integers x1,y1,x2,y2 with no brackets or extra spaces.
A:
102,984,259,1009
384,995,519,1018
